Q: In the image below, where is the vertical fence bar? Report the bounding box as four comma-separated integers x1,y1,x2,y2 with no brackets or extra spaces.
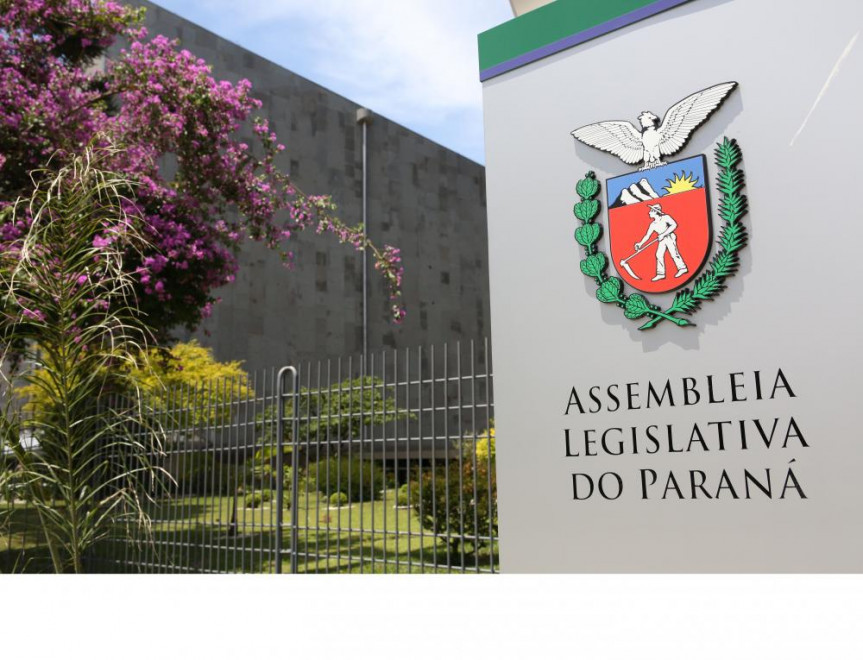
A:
229,376,240,574
393,349,402,573
324,359,332,573
275,367,293,575
240,372,251,572
253,369,262,569
289,366,301,575
369,351,375,573
443,344,451,569
303,362,321,573
336,357,343,571
404,347,412,572
347,355,353,570
430,343,437,571
128,394,137,572
168,382,178,572
156,385,167,574
267,367,275,572
187,383,198,572
470,341,480,573
485,337,495,573
358,354,365,573
242,372,253,572
180,382,190,574
382,351,389,572
260,370,267,572
206,380,217,573
416,346,424,570
313,360,322,571
218,377,228,572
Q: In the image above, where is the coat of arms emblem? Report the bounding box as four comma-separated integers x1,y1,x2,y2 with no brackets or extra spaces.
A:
570,82,748,330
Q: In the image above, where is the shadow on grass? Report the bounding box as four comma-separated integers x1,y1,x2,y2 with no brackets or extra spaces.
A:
4,497,499,574
287,518,499,574
88,523,497,574
1,505,54,573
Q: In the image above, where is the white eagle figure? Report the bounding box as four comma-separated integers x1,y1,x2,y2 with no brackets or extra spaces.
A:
571,82,738,171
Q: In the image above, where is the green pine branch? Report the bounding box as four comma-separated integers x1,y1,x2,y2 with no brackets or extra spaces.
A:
638,138,747,330
715,137,741,170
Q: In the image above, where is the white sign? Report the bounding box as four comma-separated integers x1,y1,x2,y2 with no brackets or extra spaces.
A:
482,0,863,571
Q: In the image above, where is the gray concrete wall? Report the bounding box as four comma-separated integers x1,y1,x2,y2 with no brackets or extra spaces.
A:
132,1,490,373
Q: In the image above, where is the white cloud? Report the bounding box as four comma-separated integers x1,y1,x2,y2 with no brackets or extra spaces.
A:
154,0,513,161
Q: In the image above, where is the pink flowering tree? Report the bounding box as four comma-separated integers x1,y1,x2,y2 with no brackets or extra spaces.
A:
0,0,404,342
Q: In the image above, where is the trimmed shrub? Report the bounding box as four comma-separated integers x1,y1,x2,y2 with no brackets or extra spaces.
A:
307,456,385,504
411,456,498,560
396,483,411,506
171,452,247,496
329,492,348,507
244,489,272,509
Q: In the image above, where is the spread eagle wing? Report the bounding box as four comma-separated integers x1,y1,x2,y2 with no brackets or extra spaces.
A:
657,81,738,156
571,121,644,165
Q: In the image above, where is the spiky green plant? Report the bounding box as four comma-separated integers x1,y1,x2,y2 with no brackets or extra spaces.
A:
0,147,168,573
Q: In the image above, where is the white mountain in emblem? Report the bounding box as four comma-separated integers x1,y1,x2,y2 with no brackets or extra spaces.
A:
571,82,737,171
611,178,661,208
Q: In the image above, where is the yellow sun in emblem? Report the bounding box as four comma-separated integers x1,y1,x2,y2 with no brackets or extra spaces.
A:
663,171,700,195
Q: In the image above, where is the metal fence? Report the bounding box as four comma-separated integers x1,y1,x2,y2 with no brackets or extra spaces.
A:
76,338,496,574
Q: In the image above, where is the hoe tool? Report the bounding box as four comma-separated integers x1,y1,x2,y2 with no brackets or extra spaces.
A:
619,237,659,280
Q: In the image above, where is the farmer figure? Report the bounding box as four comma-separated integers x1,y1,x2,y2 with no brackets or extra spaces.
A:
635,203,688,282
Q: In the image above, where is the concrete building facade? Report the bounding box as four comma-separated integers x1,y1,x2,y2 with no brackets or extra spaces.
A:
134,1,490,374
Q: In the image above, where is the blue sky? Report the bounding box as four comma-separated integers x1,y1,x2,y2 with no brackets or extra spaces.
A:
606,155,706,205
149,0,514,164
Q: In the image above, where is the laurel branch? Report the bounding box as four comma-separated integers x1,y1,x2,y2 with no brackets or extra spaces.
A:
573,138,747,330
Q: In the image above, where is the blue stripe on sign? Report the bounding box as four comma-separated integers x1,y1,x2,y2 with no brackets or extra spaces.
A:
479,0,692,82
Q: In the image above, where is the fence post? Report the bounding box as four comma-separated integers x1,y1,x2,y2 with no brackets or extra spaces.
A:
276,366,301,574
289,368,301,574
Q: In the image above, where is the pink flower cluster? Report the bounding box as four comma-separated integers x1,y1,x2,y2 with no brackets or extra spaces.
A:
0,0,405,336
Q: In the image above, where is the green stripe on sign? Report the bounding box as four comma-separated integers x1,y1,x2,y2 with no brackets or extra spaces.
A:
478,0,686,73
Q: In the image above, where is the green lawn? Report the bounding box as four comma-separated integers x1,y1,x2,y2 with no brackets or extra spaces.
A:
1,489,498,574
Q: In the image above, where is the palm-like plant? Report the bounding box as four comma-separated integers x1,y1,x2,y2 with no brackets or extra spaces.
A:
0,147,168,573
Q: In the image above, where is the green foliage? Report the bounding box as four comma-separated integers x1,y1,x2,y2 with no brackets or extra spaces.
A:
252,375,411,489
574,222,601,248
329,492,348,507
652,138,748,329
170,452,246,497
579,252,606,279
624,293,651,319
262,376,411,443
475,422,496,462
126,340,253,426
243,489,273,509
574,199,599,221
20,339,253,428
596,277,622,303
411,427,498,560
0,148,168,573
308,456,385,504
715,136,741,170
576,171,600,199
396,483,411,506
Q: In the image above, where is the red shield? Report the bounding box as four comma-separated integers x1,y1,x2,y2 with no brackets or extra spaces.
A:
606,156,711,294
